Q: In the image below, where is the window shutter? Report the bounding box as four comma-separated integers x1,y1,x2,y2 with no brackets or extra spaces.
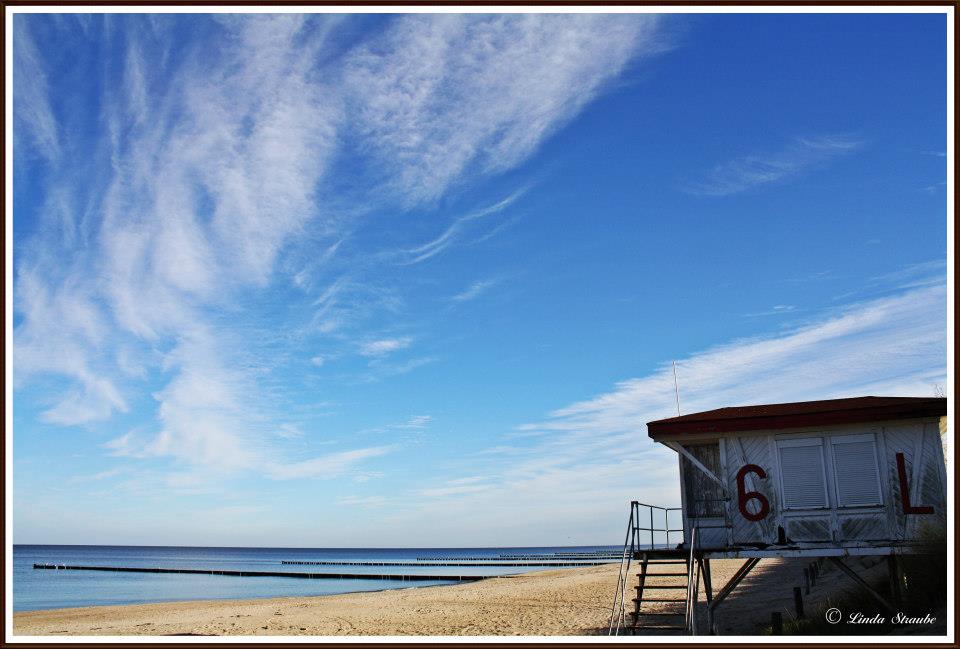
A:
778,441,827,509
831,436,882,507
682,444,725,518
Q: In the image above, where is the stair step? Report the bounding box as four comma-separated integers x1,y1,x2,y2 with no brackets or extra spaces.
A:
633,612,685,617
633,598,686,603
632,625,686,631
638,572,688,577
631,599,686,605
643,560,688,564
636,585,687,589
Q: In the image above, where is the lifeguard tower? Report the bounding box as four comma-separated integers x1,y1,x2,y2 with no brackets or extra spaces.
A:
609,396,948,635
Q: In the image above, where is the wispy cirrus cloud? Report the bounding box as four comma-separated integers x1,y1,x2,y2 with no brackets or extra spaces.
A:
400,190,526,265
266,446,396,480
686,135,863,196
869,259,946,291
13,18,60,162
346,14,668,203
16,15,346,476
391,274,945,545
13,267,126,424
418,475,495,498
451,279,499,303
536,283,945,438
398,415,432,429
744,304,797,318
357,415,432,436
14,14,672,484
359,337,413,357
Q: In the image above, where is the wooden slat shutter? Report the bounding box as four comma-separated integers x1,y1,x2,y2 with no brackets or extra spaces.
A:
777,439,828,509
831,435,882,507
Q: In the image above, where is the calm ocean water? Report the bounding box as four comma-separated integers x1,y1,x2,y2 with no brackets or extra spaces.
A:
13,545,620,612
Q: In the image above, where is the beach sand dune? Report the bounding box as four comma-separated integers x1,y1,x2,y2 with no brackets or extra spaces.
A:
12,557,881,636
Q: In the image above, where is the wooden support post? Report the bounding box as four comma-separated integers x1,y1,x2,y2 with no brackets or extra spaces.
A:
706,596,714,635
707,557,761,636
887,555,903,608
803,568,810,595
771,612,783,635
701,558,713,603
793,587,804,619
710,558,760,608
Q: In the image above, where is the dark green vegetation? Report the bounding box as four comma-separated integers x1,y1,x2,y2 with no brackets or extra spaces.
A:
769,541,946,636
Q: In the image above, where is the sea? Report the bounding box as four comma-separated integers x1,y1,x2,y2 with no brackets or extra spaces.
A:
12,545,621,612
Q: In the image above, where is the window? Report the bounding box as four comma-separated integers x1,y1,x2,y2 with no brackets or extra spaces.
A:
830,434,882,507
682,443,725,518
777,438,828,509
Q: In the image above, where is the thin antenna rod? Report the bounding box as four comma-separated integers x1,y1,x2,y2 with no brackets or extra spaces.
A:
672,361,681,417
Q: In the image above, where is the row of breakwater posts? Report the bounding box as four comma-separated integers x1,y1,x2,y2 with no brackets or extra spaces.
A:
417,553,620,561
33,552,622,584
32,564,487,582
769,558,825,634
767,556,902,635
280,560,614,567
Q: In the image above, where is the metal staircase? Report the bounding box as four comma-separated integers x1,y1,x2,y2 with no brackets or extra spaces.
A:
630,552,690,632
609,502,700,635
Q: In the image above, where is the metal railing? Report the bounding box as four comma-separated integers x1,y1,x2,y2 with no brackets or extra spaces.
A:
631,501,684,550
609,501,684,635
608,504,635,634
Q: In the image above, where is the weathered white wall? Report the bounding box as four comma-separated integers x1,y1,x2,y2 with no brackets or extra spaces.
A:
679,417,946,549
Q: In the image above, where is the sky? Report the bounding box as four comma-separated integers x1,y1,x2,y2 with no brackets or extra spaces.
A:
11,12,949,547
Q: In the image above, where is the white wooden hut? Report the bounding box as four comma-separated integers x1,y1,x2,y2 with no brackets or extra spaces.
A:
610,396,948,635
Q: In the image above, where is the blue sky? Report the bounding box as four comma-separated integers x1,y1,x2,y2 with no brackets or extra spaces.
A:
12,12,948,547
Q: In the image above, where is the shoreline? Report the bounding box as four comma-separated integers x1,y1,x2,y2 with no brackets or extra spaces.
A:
13,575,472,616
13,557,912,636
13,564,629,636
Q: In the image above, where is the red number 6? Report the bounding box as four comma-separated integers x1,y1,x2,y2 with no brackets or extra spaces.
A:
736,464,770,522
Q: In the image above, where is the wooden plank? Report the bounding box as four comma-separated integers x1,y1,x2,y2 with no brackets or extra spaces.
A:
709,558,760,609
666,441,725,489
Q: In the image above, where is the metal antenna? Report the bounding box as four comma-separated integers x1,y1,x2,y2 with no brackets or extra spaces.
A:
672,361,681,416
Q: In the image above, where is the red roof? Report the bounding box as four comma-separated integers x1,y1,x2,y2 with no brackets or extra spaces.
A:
647,396,947,437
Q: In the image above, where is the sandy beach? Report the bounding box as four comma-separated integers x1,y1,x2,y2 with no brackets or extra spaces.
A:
12,557,878,636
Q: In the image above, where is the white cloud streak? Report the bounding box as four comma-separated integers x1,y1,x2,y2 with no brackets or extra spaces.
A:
14,267,127,424
346,14,666,203
13,14,670,483
398,415,432,429
401,190,526,265
451,279,498,303
391,280,946,545
13,18,60,162
359,337,413,357
541,284,945,435
687,135,862,196
267,445,396,480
